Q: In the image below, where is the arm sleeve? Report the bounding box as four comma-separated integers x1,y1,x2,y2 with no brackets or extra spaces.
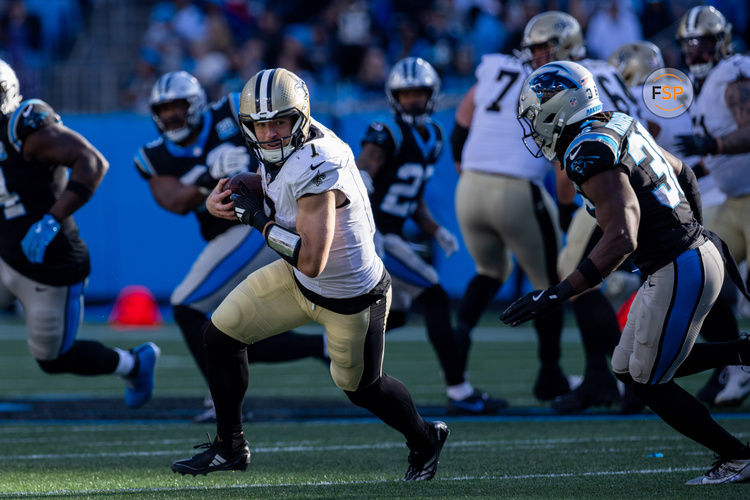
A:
450,122,469,163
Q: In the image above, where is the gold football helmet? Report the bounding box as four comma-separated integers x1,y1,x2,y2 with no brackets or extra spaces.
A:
608,41,664,87
238,68,311,166
0,59,22,116
676,5,732,80
520,11,586,69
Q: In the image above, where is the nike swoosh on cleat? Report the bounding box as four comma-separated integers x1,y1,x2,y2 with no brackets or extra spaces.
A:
310,161,325,170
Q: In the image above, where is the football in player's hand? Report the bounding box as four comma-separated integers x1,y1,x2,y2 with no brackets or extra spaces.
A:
226,172,262,195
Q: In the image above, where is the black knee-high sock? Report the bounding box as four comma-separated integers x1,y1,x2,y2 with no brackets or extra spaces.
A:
204,322,248,449
455,274,501,374
572,290,621,375
247,331,326,363
630,380,750,459
345,374,430,449
700,294,739,343
36,340,119,375
385,310,408,331
674,338,750,377
534,304,564,366
173,305,209,379
417,285,464,386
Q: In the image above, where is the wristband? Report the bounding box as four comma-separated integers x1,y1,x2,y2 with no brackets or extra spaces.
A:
65,180,94,201
577,257,604,286
266,223,301,267
450,123,469,163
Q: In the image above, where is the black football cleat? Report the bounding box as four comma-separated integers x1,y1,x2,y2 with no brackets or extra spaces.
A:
447,389,508,415
551,375,620,414
171,434,250,476
534,365,570,402
404,421,450,481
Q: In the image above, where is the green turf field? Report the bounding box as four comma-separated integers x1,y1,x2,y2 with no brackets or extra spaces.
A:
0,316,748,498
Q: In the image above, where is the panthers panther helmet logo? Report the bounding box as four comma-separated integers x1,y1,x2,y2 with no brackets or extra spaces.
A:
520,11,586,68
0,59,22,116
385,57,441,126
608,41,664,87
676,6,732,80
518,61,602,161
149,71,207,143
238,68,311,167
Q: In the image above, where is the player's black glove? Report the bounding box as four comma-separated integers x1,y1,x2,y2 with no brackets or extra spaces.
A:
674,134,718,157
231,182,270,233
500,281,575,327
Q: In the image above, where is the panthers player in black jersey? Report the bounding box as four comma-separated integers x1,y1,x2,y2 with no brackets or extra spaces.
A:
518,11,642,413
0,59,159,408
136,71,328,421
358,57,507,415
504,60,750,485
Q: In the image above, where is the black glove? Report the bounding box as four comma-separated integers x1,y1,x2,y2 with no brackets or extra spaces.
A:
500,281,575,327
231,182,270,233
674,134,718,157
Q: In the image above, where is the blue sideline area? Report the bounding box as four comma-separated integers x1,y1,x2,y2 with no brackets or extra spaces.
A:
65,110,535,303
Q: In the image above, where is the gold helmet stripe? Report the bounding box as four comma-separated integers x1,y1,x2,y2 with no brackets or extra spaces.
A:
687,6,700,33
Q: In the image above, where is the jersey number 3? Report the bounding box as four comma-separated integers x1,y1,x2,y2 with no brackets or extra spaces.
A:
628,123,684,208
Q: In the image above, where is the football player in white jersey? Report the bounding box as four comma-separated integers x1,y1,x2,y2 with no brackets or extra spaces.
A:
451,19,567,404
674,5,750,407
172,68,449,481
136,71,329,422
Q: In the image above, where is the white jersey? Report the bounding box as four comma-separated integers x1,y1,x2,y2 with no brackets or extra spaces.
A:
461,53,551,183
581,58,642,120
690,54,750,198
259,118,383,299
631,83,726,209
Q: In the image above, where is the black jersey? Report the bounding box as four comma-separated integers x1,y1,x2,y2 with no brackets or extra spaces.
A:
134,93,255,241
0,99,90,286
561,112,703,275
362,116,443,235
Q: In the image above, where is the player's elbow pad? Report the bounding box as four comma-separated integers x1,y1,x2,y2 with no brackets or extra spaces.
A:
450,123,469,163
677,162,703,225
265,223,302,268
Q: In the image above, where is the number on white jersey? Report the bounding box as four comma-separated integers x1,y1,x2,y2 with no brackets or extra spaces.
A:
484,70,520,112
595,72,639,115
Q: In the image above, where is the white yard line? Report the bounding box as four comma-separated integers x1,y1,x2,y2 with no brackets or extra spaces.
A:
0,466,710,497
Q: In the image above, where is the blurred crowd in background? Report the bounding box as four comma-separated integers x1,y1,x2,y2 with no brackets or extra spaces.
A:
1,0,749,113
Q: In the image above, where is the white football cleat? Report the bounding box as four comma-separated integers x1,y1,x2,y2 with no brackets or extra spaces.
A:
686,458,750,485
714,366,750,406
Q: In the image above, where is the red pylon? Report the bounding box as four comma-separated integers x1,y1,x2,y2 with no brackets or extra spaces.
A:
109,285,162,328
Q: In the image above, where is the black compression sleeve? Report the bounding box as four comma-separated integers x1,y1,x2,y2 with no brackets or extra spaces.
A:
450,123,469,163
677,162,703,225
